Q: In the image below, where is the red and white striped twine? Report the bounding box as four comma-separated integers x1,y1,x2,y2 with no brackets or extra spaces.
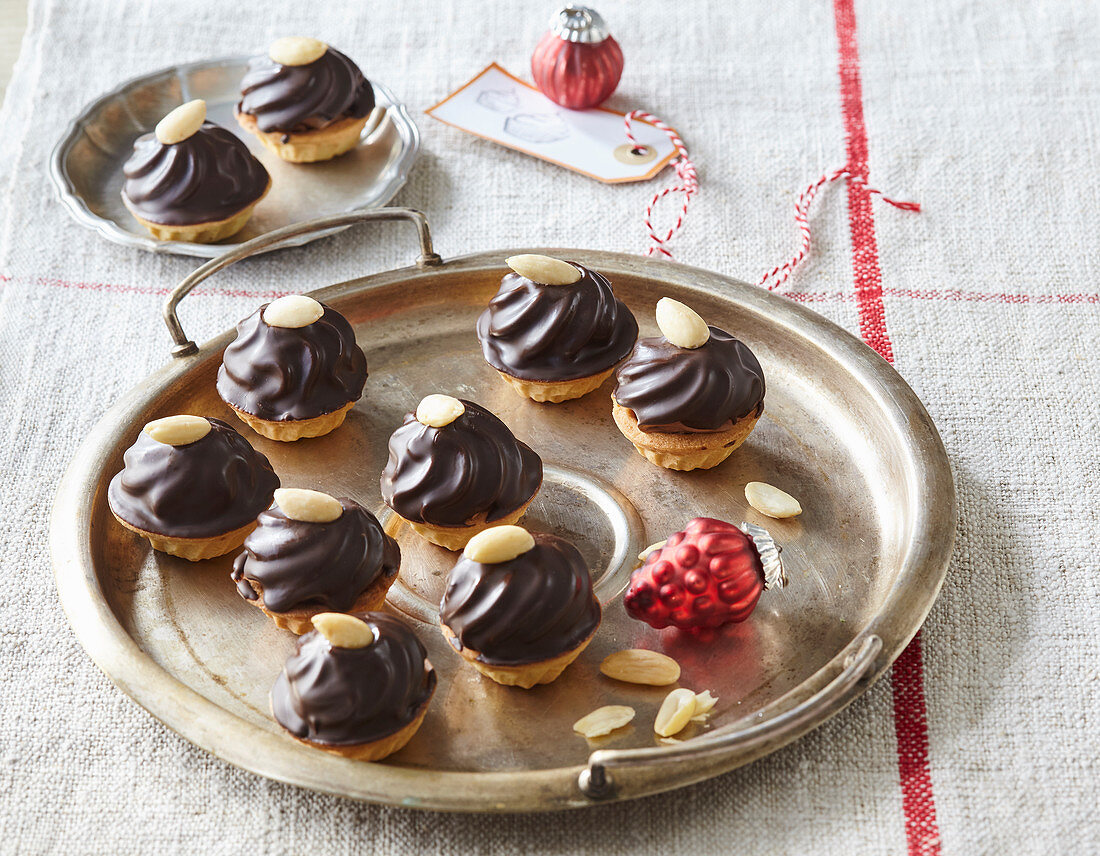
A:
758,168,920,290
623,115,919,282
624,110,698,259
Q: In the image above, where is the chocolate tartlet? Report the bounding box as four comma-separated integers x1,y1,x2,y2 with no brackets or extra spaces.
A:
217,294,368,441
477,254,638,403
122,100,270,243
108,415,279,560
612,298,765,470
380,395,543,550
237,37,376,163
232,489,400,633
440,526,601,688
271,611,435,761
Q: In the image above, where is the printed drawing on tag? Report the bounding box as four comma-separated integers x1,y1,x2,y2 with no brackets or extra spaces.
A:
427,64,676,183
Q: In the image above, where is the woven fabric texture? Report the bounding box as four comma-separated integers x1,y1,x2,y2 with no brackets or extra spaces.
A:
0,0,1097,853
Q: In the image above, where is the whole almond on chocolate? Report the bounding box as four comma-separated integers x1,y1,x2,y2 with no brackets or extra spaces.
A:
155,100,206,145
506,254,582,286
311,613,374,648
655,297,709,349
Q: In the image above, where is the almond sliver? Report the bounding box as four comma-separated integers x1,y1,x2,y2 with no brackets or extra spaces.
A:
654,688,697,737
600,649,682,686
573,705,636,738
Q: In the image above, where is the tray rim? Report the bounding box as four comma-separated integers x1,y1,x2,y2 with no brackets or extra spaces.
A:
50,248,956,811
48,54,420,259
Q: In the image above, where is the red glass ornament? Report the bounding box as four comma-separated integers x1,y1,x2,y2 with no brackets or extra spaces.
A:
624,518,784,631
532,5,624,110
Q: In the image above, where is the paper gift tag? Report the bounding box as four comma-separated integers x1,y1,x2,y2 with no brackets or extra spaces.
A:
427,64,678,183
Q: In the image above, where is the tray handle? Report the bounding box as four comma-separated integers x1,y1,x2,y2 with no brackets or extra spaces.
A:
163,208,442,357
578,633,883,801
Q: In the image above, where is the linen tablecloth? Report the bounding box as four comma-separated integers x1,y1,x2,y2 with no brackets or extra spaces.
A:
1,0,1096,852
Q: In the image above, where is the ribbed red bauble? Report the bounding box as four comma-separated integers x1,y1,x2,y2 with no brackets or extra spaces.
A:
532,5,624,110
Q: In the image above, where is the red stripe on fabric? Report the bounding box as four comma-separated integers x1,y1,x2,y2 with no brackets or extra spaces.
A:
785,290,853,303
787,286,1100,305
885,286,1100,305
32,276,287,300
892,629,942,854
833,2,942,855
834,0,894,363
16,272,1100,307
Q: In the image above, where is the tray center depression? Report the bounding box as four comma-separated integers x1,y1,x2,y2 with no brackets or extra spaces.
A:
381,463,645,624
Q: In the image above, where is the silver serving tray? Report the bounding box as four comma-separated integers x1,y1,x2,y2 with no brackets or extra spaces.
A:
50,210,955,811
50,56,419,258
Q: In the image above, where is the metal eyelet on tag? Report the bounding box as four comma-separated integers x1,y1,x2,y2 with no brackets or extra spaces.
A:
613,143,657,165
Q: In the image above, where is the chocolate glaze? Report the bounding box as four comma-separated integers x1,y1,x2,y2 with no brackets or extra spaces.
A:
613,327,765,432
216,304,368,422
231,498,399,613
380,400,542,528
121,123,269,226
108,418,279,539
238,47,375,134
440,534,601,666
271,612,435,746
476,263,639,381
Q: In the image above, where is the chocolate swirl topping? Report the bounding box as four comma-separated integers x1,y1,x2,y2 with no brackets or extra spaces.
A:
231,498,399,613
440,534,601,666
216,304,368,422
476,263,639,381
613,327,766,433
108,418,279,539
121,123,269,226
238,47,375,134
271,612,435,746
380,400,542,528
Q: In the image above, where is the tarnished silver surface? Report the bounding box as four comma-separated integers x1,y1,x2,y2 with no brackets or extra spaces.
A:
49,56,418,258
50,212,956,811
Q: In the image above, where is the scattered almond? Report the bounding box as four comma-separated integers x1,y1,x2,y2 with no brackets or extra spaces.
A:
573,705,635,738
311,613,374,648
637,540,667,562
415,394,465,428
745,481,802,519
655,297,709,349
505,254,582,285
690,690,718,722
654,687,698,737
600,649,681,686
143,415,210,446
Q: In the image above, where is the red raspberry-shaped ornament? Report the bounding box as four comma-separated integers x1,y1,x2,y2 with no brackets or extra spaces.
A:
624,518,786,631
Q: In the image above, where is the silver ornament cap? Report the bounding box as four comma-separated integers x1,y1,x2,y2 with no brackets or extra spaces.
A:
740,521,788,590
549,4,610,43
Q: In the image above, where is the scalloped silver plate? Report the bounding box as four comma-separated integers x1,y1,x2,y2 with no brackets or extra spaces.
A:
49,55,419,258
